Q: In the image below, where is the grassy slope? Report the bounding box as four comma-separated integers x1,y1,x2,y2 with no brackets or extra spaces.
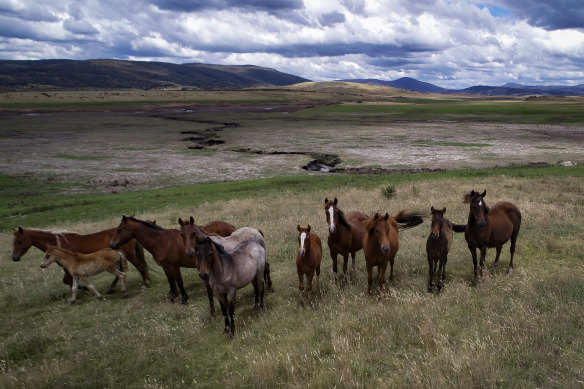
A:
1,167,583,388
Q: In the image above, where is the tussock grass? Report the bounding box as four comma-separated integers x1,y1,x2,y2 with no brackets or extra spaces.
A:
1,174,583,388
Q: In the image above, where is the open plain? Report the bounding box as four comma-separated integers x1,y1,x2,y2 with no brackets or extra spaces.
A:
0,85,583,388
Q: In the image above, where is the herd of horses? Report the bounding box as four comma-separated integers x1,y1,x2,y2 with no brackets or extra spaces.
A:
10,189,521,337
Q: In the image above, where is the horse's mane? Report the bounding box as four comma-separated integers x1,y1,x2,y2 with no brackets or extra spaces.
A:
126,216,164,230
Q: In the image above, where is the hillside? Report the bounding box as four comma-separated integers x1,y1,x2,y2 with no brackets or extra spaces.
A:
0,59,310,91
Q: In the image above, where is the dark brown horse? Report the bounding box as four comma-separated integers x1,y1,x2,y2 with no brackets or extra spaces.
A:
296,225,322,291
453,190,521,282
324,197,369,275
178,216,235,238
426,207,453,294
11,227,149,292
191,225,266,337
362,211,423,294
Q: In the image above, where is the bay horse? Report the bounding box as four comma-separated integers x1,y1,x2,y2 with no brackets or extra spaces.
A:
453,190,521,282
191,225,266,337
296,225,322,291
11,227,149,292
426,207,453,294
362,211,424,294
324,197,369,275
41,246,128,305
179,218,273,292
178,216,235,238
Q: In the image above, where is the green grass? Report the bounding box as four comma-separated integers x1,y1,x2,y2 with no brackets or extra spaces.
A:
1,169,583,388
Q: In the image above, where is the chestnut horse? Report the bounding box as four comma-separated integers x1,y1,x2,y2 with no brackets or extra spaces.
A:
41,246,128,305
324,197,369,275
453,190,521,282
191,225,266,337
362,211,424,294
296,225,322,291
178,216,236,238
11,227,149,292
426,207,453,294
180,218,273,292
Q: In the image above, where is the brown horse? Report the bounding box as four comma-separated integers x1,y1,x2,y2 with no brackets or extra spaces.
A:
41,246,128,305
426,207,453,294
362,211,424,294
179,218,274,292
296,225,322,291
453,190,521,282
324,197,369,275
191,225,266,337
178,216,235,238
11,227,149,292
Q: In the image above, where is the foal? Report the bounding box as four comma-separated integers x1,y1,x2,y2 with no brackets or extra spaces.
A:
41,246,128,305
426,207,453,294
296,225,322,291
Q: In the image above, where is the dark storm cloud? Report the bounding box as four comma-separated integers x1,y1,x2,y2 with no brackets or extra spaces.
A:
151,0,304,12
319,11,346,27
497,0,584,29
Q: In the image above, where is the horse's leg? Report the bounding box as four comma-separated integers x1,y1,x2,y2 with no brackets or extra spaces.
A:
106,273,119,295
378,262,388,291
491,246,502,273
126,243,150,290
264,262,274,292
297,267,305,291
228,289,237,337
316,264,321,289
437,257,446,294
82,276,104,301
351,252,356,272
508,230,519,274
63,269,89,290
479,246,487,276
218,294,230,334
204,279,215,316
252,278,260,306
306,268,315,291
172,268,189,305
427,256,435,293
366,262,374,294
468,243,478,283
388,257,395,282
67,276,80,305
342,253,349,274
162,267,178,303
258,272,265,309
330,249,338,274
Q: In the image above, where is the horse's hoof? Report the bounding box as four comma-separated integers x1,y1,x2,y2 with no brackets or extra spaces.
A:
506,267,513,275
121,292,128,299
427,288,433,294
106,288,115,295
66,300,75,305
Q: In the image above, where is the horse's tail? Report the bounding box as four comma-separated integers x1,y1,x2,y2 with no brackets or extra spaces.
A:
393,210,425,230
452,224,466,233
264,262,274,292
118,251,128,274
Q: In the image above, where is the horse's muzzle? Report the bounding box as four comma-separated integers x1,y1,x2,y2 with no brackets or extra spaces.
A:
477,220,486,228
186,249,196,258
11,255,20,262
40,264,47,268
298,248,306,257
110,242,119,250
329,227,336,234
199,273,209,281
381,245,391,254
431,232,439,239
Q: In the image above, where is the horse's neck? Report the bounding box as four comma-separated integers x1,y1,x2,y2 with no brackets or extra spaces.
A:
210,246,230,279
28,230,58,251
132,226,166,253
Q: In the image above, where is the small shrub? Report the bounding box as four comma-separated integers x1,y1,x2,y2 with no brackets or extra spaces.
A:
381,184,396,199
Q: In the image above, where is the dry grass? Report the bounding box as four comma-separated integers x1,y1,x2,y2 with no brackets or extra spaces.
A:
1,174,583,388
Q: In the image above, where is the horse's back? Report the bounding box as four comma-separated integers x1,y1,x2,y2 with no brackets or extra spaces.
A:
229,240,266,287
202,220,236,237
211,227,265,251
488,202,521,245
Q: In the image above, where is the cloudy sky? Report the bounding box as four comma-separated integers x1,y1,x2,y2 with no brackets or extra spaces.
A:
1,0,583,88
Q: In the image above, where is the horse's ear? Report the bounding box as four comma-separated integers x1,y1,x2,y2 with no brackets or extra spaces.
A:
481,189,486,198
384,213,389,220
307,224,311,232
441,207,446,214
470,190,476,196
374,213,379,220
297,224,301,231
178,218,184,225
324,197,328,204
190,216,195,225
18,226,24,233
122,215,127,222
431,206,435,212
334,197,338,205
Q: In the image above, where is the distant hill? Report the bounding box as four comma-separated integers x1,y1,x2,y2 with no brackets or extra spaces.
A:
340,78,584,96
0,59,310,91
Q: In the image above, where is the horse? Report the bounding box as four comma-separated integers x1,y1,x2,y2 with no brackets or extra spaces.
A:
426,207,453,294
453,190,521,282
178,216,235,238
296,225,322,291
40,246,128,305
362,211,424,294
11,227,150,292
324,197,369,275
191,225,266,337
179,218,273,292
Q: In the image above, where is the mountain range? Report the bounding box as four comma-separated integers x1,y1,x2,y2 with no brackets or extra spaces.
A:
341,77,584,96
1,59,583,96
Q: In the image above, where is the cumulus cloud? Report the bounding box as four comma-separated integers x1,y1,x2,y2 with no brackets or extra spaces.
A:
0,0,583,88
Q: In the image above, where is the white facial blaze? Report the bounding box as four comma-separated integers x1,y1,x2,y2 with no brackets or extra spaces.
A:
479,200,483,206
328,206,335,230
300,232,307,250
